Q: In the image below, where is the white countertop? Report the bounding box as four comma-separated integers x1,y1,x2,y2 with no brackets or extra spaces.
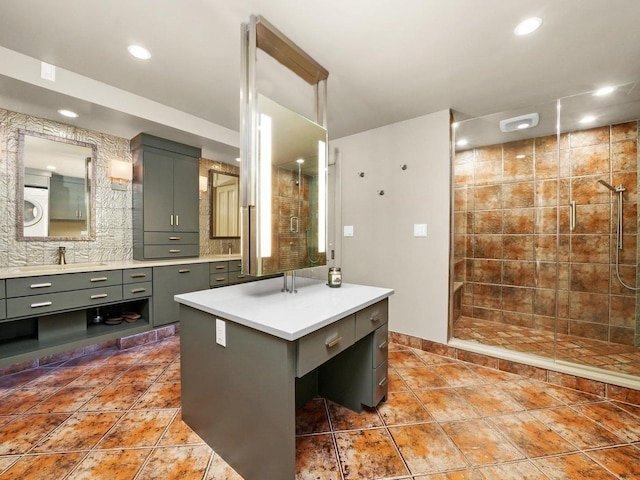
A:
0,255,241,279
174,276,394,341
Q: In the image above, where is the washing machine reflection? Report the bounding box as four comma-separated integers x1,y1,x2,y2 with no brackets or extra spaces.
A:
24,186,49,236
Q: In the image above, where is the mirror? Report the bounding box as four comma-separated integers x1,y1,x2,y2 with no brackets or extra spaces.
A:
17,130,96,240
243,94,328,276
209,170,240,238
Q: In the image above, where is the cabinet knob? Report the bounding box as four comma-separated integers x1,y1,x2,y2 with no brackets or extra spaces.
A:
370,312,380,322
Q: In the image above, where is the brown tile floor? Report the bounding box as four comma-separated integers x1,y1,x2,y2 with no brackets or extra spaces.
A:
0,336,639,479
454,316,640,377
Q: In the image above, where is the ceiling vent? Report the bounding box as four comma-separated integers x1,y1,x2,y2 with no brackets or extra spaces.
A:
499,113,539,132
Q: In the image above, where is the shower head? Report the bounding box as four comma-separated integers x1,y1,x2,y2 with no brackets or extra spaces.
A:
597,179,617,192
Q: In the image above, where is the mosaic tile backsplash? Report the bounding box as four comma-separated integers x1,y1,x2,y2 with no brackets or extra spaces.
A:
454,121,639,346
0,108,239,267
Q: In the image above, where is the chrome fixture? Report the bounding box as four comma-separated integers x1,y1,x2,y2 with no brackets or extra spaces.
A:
58,246,66,265
597,180,638,291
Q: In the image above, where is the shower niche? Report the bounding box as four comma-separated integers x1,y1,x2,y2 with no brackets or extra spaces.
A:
451,81,640,380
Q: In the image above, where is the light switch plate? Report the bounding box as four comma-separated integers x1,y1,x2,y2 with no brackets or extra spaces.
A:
414,224,427,237
216,319,226,347
41,62,56,81
343,225,354,237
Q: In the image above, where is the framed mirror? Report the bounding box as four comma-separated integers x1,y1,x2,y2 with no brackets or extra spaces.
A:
209,170,240,238
17,130,96,241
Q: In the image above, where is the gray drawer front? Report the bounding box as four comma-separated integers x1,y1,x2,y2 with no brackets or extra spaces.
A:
355,299,388,341
143,244,199,259
123,267,152,284
229,272,250,284
297,314,355,377
0,300,5,320
144,232,199,245
373,324,389,368
7,285,123,318
210,273,229,287
124,281,153,299
210,261,229,273
372,360,388,406
7,270,123,298
0,279,5,299
229,260,242,272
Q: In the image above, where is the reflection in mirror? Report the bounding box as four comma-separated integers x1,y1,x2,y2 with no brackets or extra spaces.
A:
243,94,327,276
209,170,240,238
17,130,96,241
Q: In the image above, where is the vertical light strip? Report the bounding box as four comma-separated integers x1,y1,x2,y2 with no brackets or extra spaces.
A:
318,140,326,253
259,114,272,257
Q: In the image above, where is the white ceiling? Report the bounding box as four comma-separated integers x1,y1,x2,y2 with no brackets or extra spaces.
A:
1,0,639,162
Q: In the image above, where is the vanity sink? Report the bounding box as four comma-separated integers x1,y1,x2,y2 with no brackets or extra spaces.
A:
15,262,109,273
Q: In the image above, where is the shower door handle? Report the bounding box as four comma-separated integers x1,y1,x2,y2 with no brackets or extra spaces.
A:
570,200,576,232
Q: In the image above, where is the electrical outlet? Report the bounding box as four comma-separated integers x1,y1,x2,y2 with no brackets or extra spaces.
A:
40,62,56,81
216,319,226,347
414,224,427,237
344,225,354,237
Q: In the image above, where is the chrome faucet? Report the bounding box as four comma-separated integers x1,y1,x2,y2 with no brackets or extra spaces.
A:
58,246,66,265
227,242,233,255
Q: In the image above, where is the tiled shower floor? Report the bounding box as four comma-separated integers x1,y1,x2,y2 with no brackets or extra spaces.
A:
454,316,640,377
1,336,640,479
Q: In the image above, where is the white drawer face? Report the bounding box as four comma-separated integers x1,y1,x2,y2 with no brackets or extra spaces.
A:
355,299,388,341
297,314,355,377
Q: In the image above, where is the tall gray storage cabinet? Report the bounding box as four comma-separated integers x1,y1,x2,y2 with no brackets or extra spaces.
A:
131,134,201,260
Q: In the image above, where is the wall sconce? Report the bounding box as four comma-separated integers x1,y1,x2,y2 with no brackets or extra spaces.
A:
108,159,132,191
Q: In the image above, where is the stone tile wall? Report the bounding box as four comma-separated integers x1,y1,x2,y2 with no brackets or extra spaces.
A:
454,122,639,345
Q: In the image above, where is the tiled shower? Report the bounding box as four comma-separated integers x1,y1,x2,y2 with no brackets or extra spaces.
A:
453,120,639,347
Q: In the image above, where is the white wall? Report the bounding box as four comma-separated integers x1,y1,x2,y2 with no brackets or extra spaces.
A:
332,109,451,343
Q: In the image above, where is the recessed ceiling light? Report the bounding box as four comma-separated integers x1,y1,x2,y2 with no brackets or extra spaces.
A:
58,109,78,118
452,122,460,129
456,139,468,147
514,17,543,36
128,44,151,60
46,165,56,171
594,86,615,96
235,157,241,162
580,115,597,124
516,154,526,159
517,123,531,130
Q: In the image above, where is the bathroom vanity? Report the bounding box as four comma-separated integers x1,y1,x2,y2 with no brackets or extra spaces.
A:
176,277,394,480
0,256,254,368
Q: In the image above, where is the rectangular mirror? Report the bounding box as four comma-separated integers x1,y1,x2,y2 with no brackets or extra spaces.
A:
17,130,96,241
209,170,240,238
243,94,327,276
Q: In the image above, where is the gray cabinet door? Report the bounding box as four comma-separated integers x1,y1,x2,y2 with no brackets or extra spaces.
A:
143,148,175,232
172,153,199,232
152,263,209,326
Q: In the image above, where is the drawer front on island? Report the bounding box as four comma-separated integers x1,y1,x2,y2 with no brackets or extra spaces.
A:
7,285,123,318
297,314,355,377
355,298,388,341
7,270,123,298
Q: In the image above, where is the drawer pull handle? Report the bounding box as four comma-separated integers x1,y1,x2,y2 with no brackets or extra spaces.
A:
30,283,52,289
31,301,52,308
131,288,146,294
215,277,226,282
378,376,388,387
325,336,343,348
215,265,225,270
169,236,181,241
179,269,191,273
237,275,246,279
90,277,108,282
90,294,108,300
131,273,147,278
378,341,388,350
370,311,380,322
169,249,181,254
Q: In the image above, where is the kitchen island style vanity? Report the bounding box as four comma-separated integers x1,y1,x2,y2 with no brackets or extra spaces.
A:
176,277,394,480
